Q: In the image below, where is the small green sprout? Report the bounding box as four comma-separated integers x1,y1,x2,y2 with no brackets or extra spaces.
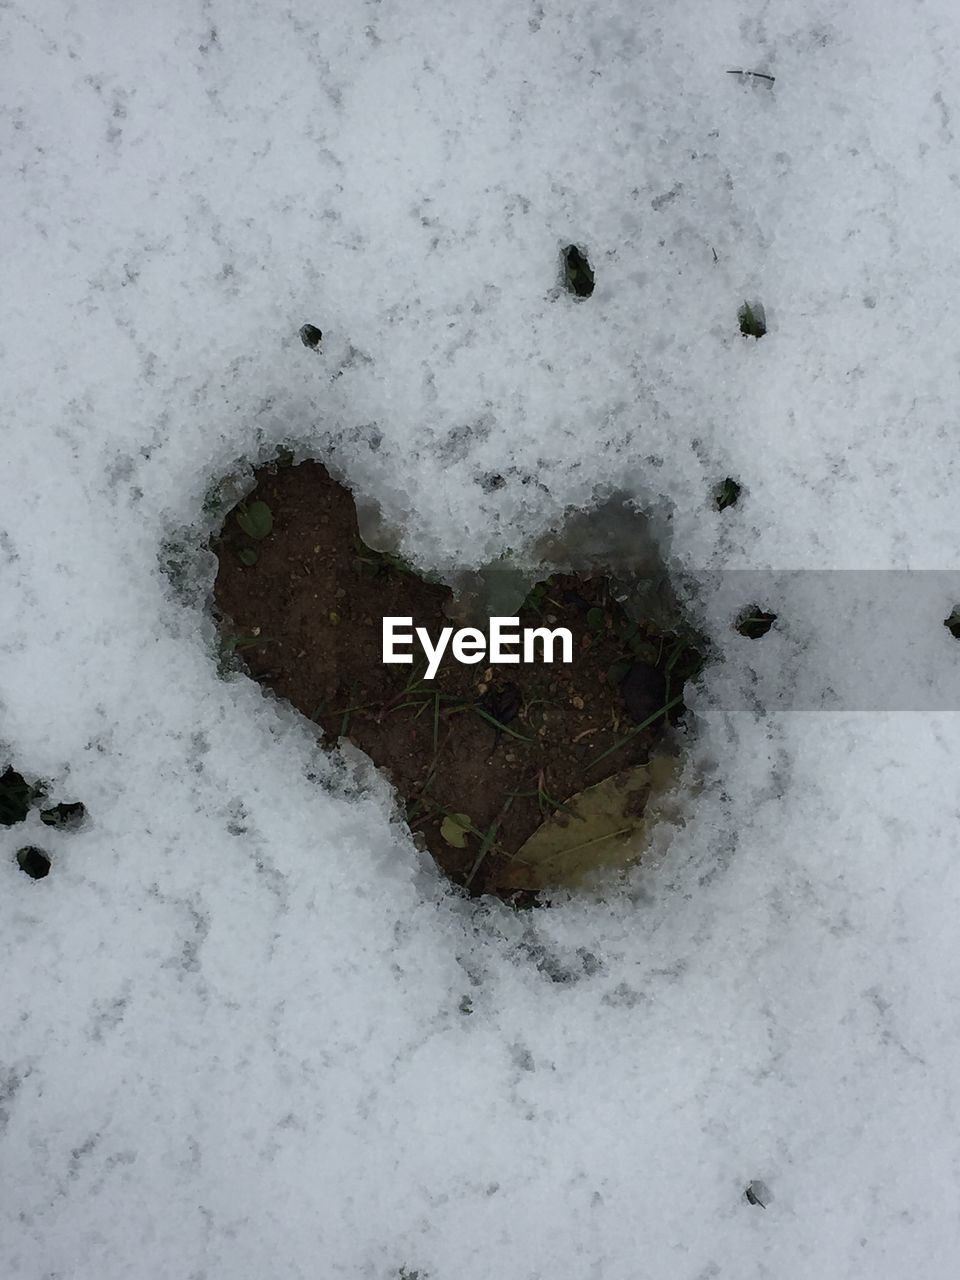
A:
236,500,273,540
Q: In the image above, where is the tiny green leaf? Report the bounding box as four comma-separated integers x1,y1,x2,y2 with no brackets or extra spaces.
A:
236,500,273,540
440,813,472,848
586,607,606,632
238,547,259,566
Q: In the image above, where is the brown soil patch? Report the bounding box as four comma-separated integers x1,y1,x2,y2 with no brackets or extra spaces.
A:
212,460,701,899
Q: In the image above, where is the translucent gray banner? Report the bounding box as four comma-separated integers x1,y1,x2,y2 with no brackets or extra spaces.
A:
673,570,960,712
451,567,960,711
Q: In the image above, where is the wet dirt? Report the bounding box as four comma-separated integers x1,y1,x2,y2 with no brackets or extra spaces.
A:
212,460,702,899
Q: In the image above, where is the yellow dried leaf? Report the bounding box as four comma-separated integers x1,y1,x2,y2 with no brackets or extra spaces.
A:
499,755,682,893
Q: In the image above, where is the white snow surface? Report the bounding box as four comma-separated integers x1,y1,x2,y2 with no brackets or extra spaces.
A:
3,1,960,1276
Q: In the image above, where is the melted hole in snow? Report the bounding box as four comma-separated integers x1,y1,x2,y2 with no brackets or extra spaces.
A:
211,459,707,903
736,606,777,639
1,767,87,832
16,846,51,880
738,299,767,339
561,244,595,298
715,477,742,511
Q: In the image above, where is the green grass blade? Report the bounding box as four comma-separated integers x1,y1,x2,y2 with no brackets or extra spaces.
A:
587,692,684,769
472,706,533,742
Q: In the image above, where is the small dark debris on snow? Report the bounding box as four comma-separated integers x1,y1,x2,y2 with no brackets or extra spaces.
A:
299,323,323,350
727,69,776,85
944,608,960,639
16,846,51,880
744,1180,770,1208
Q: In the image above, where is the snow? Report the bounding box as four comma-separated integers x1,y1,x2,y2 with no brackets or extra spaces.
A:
3,0,960,1276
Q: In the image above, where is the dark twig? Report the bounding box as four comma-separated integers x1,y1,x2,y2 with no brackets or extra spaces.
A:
727,68,775,84
464,797,515,889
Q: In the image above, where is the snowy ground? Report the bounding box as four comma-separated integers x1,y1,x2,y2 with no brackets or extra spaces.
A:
4,1,960,1276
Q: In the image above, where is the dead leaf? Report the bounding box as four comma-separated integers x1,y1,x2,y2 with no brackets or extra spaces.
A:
497,755,683,893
